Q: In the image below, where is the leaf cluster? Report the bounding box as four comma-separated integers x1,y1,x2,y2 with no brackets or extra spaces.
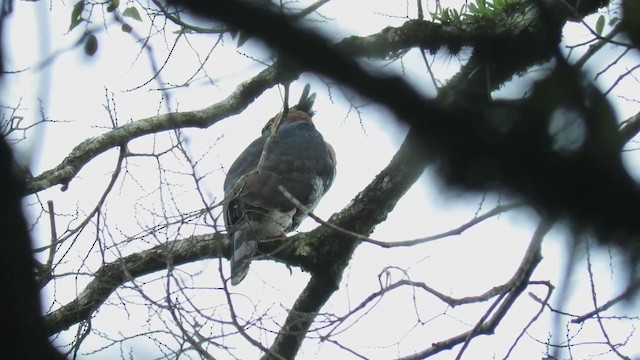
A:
431,0,513,24
68,0,143,56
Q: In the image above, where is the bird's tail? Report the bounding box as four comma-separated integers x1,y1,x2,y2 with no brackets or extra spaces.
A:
230,229,258,285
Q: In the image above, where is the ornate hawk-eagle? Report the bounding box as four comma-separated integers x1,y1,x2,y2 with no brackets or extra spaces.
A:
223,84,336,285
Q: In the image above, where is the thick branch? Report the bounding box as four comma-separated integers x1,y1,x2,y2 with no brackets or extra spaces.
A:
264,132,431,358
168,0,640,252
44,233,227,335
42,0,630,353
1,138,64,358
26,3,571,198
44,132,429,338
26,64,292,195
619,110,640,148
22,17,486,197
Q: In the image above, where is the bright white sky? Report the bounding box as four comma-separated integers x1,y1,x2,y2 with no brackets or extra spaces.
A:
2,0,640,359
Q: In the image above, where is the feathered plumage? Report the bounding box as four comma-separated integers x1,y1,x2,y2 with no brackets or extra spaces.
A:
223,85,336,285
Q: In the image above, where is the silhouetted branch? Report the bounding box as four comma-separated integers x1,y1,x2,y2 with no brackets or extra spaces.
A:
44,232,227,335
265,129,431,359
167,0,640,261
25,64,292,195
572,277,640,324
397,218,554,360
39,2,640,358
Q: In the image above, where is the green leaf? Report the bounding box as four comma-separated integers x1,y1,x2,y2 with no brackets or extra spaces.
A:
69,1,85,31
69,17,82,31
442,10,451,22
71,1,84,21
106,0,119,13
595,15,605,35
468,3,477,13
84,33,98,56
609,16,619,26
431,13,443,23
441,9,451,23
122,6,142,22
452,9,460,21
121,23,132,33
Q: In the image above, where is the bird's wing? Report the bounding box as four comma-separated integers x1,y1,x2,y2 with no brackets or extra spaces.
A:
224,121,335,220
223,115,336,285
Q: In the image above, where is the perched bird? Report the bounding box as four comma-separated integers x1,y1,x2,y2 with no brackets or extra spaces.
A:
223,85,337,285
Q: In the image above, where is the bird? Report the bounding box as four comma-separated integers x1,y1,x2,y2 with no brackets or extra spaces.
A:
223,84,337,285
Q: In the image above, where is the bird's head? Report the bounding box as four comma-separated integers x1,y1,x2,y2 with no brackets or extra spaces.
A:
262,84,317,134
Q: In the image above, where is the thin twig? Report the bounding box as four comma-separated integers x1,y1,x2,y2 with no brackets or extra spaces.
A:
278,184,523,248
573,23,622,69
502,281,555,359
585,245,631,359
43,201,57,278
165,263,217,360
258,84,289,173
397,218,554,360
572,278,640,323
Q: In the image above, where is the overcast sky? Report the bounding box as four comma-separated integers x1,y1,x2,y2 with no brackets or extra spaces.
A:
3,0,640,359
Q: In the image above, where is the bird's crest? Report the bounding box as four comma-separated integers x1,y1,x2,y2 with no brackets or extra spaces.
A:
292,83,316,116
262,84,316,134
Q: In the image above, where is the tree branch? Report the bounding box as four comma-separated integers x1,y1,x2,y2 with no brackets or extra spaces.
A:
44,130,430,338
166,0,640,258
25,3,572,197
26,63,293,195
42,1,633,354
397,217,554,360
44,232,227,335
264,131,431,358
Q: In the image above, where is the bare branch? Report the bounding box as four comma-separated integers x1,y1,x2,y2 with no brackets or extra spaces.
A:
280,184,523,248
573,23,623,69
26,64,292,195
44,232,227,335
397,217,554,360
168,0,640,253
572,277,640,324
585,246,632,360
